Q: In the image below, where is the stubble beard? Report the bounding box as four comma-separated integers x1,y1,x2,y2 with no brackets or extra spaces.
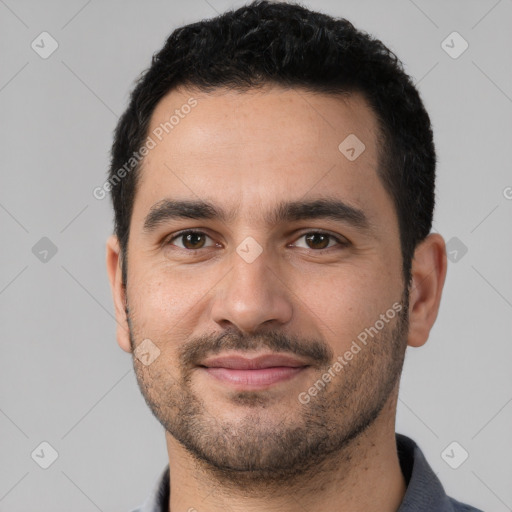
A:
128,291,409,490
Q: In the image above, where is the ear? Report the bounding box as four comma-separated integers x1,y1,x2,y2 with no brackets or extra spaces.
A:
407,233,447,348
106,235,132,353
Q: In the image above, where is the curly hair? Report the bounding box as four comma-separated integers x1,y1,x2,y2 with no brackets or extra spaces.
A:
108,0,435,287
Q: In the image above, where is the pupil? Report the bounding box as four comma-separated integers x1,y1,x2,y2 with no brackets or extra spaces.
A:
185,233,204,249
306,233,329,249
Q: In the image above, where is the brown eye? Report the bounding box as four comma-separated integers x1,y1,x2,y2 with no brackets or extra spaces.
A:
305,233,330,249
293,231,347,250
167,231,214,250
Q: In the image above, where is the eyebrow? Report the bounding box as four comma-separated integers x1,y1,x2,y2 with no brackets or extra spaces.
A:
142,197,372,234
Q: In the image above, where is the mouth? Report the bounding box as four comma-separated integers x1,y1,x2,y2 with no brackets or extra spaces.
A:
198,353,311,389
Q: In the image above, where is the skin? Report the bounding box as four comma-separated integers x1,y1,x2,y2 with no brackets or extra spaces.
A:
106,85,447,512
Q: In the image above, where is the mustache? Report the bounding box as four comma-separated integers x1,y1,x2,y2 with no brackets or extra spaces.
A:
178,328,334,369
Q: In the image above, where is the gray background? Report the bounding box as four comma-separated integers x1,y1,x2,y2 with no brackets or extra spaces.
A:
0,0,511,510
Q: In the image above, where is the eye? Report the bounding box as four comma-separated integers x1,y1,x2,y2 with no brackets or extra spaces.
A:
292,231,348,250
165,229,348,253
166,230,217,250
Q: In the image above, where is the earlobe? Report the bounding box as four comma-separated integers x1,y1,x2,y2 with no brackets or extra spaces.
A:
106,235,132,353
407,233,448,348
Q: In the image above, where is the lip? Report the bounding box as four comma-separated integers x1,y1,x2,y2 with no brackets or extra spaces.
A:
198,353,311,389
200,353,310,370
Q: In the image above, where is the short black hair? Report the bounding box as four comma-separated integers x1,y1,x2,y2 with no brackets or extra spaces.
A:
109,0,436,288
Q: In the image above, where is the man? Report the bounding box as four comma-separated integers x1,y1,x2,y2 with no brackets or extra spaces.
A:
105,1,483,511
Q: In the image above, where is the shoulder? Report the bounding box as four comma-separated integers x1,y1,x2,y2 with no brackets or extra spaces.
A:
396,433,484,512
448,496,485,512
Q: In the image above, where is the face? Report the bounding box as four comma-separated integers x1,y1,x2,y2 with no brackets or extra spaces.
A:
118,86,410,483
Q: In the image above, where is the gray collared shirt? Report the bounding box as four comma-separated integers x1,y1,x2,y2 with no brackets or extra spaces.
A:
130,433,484,512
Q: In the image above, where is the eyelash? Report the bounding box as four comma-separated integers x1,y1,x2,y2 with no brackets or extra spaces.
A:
165,229,349,252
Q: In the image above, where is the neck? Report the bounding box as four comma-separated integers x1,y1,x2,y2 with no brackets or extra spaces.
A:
165,392,406,512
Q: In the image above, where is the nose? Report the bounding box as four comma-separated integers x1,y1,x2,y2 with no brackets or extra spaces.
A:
210,244,294,334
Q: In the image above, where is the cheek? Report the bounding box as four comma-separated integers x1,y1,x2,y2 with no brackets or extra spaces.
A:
127,268,180,334
128,264,216,337
293,263,400,352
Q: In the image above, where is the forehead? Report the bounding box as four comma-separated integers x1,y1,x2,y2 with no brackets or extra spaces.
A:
132,85,394,233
